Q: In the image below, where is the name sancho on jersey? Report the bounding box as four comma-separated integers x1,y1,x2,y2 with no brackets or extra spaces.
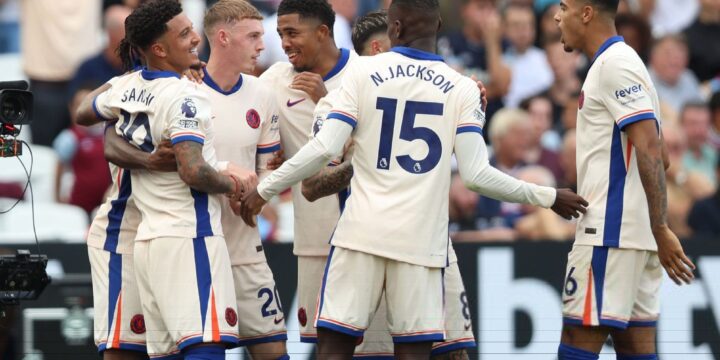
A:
370,64,456,94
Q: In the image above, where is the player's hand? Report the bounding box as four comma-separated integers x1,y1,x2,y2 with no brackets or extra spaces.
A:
223,163,258,194
470,75,488,112
183,61,207,84
654,225,695,285
147,141,177,172
239,188,267,227
550,188,588,220
291,72,327,103
267,149,285,170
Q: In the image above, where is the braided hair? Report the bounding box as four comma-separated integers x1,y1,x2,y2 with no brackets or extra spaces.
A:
352,10,387,55
117,0,183,71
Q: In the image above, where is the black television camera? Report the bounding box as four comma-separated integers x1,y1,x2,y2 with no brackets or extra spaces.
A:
0,80,33,157
0,250,51,309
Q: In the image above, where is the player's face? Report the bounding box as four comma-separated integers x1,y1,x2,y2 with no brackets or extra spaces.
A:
554,0,585,52
160,13,202,72
277,14,325,72
227,18,265,74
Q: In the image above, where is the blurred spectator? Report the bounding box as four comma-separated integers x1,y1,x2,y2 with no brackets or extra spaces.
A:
516,100,563,180
52,86,110,215
488,108,531,174
663,123,714,238
680,101,718,185
537,3,560,47
615,13,652,63
437,0,512,119
544,40,582,129
558,129,577,191
514,166,575,241
561,91,580,131
684,0,720,82
710,91,720,149
501,4,553,108
687,156,720,238
616,0,655,20
649,35,703,113
69,5,131,97
520,94,561,150
21,0,102,146
329,0,357,50
650,0,699,37
0,0,19,53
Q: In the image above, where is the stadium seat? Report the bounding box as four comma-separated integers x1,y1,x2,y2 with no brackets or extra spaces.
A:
0,145,59,203
0,201,88,243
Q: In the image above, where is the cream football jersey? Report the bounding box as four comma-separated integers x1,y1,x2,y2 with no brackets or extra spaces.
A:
200,69,280,265
324,47,484,268
94,69,223,241
574,36,661,251
259,48,357,256
86,164,141,254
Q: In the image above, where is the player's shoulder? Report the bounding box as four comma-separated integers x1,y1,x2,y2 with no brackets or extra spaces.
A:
241,73,273,94
597,42,645,73
260,62,294,81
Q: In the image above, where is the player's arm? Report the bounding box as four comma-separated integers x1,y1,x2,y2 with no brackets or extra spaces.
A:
104,123,177,172
173,140,236,194
76,83,113,126
301,161,353,202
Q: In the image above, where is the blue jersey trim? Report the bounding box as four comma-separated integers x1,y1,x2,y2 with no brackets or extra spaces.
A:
316,246,336,320
327,112,358,128
391,46,444,62
618,113,656,131
603,125,626,247
140,67,181,80
591,36,624,64
456,126,483,135
299,335,318,343
323,48,351,81
104,169,132,252
171,135,205,146
106,253,122,342
192,236,212,334
431,340,477,355
237,333,288,346
202,67,243,95
316,319,364,337
392,332,445,343
92,96,112,121
257,143,281,154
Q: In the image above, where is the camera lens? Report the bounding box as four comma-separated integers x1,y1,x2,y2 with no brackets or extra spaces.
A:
1,96,24,123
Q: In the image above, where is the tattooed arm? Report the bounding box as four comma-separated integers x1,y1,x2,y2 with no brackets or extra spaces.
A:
626,119,695,284
173,141,235,194
301,161,354,202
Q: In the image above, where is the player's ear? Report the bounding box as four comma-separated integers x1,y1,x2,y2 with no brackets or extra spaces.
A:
150,41,167,59
437,16,443,32
317,24,331,39
370,40,382,55
581,4,594,24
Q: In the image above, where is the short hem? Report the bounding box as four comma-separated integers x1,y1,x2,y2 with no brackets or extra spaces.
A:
353,354,394,360
431,339,476,355
563,316,628,330
316,319,364,337
237,332,288,346
300,335,318,343
98,342,147,354
177,334,239,351
627,320,657,327
149,351,182,359
392,332,444,343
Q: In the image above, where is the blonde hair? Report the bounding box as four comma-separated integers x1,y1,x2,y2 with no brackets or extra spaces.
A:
204,0,263,37
488,108,530,142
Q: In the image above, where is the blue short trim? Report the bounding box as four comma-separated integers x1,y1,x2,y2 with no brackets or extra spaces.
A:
563,316,628,329
431,340,477,355
177,334,239,351
627,320,657,327
300,335,318,343
98,342,147,354
237,333,288,347
316,319,364,338
392,332,444,343
558,343,599,360
152,352,183,360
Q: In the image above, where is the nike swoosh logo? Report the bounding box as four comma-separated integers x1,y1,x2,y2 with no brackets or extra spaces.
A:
274,316,284,325
287,98,306,107
464,323,472,331
563,299,574,304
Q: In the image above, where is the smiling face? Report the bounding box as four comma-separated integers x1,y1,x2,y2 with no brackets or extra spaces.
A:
156,13,202,72
554,0,587,52
277,14,327,72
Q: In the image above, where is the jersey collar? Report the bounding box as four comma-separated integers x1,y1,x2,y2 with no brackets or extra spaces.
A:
140,68,181,80
591,36,624,64
390,46,444,62
202,67,243,95
323,48,351,81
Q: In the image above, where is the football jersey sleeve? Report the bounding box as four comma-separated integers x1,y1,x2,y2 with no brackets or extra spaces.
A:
257,96,281,156
92,84,117,121
167,87,212,146
326,63,360,129
598,55,658,131
311,90,344,165
455,80,485,136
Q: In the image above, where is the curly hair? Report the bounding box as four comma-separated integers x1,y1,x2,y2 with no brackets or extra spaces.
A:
277,0,335,36
117,0,183,71
352,10,387,55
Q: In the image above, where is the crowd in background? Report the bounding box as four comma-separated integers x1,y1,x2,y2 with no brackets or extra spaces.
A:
1,0,719,242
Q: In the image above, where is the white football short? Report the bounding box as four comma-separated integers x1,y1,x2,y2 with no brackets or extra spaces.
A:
232,262,287,346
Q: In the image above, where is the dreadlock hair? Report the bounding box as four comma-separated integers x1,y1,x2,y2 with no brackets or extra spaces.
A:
117,0,183,71
352,10,387,55
277,0,335,37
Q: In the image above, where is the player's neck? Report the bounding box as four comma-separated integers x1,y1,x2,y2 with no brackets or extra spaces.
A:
395,37,437,54
310,45,341,78
583,26,618,61
145,59,183,76
205,56,242,91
